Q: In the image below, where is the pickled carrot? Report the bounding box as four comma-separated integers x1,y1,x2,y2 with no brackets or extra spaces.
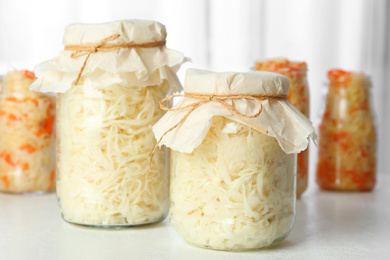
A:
8,114,21,121
340,142,349,151
26,98,39,106
333,132,348,141
3,153,18,167
2,176,10,188
35,107,54,136
19,144,36,153
49,102,55,110
5,97,21,102
21,70,36,80
22,163,29,171
48,170,55,190
297,153,305,177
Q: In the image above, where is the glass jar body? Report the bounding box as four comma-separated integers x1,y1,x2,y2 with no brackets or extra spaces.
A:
286,71,309,197
56,83,170,227
0,92,56,194
316,76,377,191
170,117,296,250
256,61,309,197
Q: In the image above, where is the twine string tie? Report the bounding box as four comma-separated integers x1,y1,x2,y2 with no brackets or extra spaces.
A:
149,92,288,173
64,33,166,85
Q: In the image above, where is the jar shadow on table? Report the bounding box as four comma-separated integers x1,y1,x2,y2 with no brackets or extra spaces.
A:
61,216,170,231
56,218,173,260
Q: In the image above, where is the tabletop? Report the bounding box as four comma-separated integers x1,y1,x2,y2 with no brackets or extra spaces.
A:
0,174,389,260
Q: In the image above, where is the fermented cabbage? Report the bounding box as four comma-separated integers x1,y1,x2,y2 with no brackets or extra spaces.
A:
0,70,56,193
316,69,376,190
170,116,295,250
256,58,309,197
57,81,169,226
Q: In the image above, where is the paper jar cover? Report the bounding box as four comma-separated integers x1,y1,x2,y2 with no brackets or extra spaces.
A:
30,20,189,93
153,69,318,154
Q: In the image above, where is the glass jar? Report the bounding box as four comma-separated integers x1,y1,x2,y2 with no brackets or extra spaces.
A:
56,82,170,227
0,70,56,194
153,69,316,250
31,20,188,227
255,58,310,197
316,69,377,191
170,116,296,250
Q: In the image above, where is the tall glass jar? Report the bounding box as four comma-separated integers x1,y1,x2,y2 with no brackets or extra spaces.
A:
0,70,56,194
316,69,377,191
153,69,316,250
255,59,310,197
31,20,188,227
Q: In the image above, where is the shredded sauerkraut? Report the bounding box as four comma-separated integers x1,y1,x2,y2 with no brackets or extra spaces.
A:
0,70,56,193
316,69,376,191
170,116,295,250
256,58,309,197
57,81,170,226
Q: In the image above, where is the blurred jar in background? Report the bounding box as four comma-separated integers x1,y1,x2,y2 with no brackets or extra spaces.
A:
316,69,377,191
256,58,310,197
0,70,56,194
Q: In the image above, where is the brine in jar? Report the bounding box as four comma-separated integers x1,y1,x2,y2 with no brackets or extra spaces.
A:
316,69,377,191
255,58,310,197
0,70,55,194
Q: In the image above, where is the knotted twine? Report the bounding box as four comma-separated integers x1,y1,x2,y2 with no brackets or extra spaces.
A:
149,92,288,173
64,33,166,85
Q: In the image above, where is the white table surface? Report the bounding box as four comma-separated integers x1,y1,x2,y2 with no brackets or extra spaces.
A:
1,174,389,260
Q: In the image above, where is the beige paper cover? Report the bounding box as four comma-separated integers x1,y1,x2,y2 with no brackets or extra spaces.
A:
153,69,317,154
30,20,189,93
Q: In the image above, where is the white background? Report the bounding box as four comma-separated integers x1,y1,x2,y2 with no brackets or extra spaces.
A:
0,0,389,177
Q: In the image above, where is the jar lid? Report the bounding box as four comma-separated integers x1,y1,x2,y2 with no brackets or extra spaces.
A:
31,20,189,93
153,69,317,154
185,69,290,95
63,20,166,45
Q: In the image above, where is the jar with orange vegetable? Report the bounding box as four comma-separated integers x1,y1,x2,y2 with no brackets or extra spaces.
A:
316,69,377,191
255,58,310,197
0,70,56,193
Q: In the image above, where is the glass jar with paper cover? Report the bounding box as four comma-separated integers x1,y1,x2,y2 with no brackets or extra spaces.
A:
30,20,189,227
153,69,317,250
316,69,377,191
0,70,55,194
255,58,310,197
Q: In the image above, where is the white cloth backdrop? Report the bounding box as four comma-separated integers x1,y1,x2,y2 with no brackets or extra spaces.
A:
0,0,388,178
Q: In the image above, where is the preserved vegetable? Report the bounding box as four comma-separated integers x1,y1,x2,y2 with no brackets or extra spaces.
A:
170,116,295,250
153,69,316,250
31,20,188,227
316,69,376,191
56,82,169,225
256,58,310,197
0,70,55,193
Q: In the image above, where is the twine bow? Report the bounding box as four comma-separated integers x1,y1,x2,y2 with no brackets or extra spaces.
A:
64,33,166,85
149,92,288,173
